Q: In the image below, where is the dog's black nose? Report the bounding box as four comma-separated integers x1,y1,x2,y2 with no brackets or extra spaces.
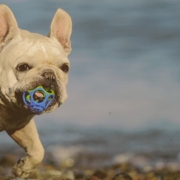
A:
42,71,56,81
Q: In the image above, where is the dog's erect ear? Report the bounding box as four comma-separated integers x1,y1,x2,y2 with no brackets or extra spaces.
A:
0,5,19,48
49,9,72,56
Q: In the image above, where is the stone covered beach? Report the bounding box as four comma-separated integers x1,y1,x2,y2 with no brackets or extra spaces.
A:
1,148,180,180
1,126,180,180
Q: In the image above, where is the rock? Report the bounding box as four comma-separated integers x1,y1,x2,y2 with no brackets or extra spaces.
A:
0,154,15,167
161,172,180,180
88,176,100,180
112,172,133,180
45,170,74,180
47,176,72,180
92,170,107,179
46,170,62,176
74,170,86,179
61,170,75,180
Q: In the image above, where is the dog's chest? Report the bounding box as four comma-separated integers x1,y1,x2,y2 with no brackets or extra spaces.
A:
0,105,33,131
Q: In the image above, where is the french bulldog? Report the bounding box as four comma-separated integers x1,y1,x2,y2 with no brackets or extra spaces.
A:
0,4,72,178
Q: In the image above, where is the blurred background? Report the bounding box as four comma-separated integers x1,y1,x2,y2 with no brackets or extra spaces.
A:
1,0,180,172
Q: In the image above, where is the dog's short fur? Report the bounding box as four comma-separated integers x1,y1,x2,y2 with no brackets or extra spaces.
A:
0,4,72,178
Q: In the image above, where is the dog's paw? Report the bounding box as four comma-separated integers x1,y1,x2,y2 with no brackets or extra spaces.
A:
13,157,36,178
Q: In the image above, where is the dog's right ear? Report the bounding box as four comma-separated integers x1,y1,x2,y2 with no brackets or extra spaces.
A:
0,4,19,51
48,8,72,56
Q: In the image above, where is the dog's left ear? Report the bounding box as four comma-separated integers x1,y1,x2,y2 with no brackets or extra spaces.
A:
49,9,72,56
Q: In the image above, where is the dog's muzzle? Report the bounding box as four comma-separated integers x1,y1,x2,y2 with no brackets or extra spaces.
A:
22,70,57,113
15,70,61,113
23,86,55,114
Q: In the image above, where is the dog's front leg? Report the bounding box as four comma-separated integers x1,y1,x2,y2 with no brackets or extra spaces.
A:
6,119,44,178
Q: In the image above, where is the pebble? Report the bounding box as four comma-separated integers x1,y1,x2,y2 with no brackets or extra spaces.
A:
92,170,107,179
112,173,132,180
46,170,62,176
61,170,75,180
47,176,72,180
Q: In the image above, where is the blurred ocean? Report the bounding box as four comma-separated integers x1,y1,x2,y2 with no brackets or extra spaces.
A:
0,0,180,167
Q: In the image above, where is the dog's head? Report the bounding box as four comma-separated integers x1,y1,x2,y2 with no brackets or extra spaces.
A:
0,5,72,114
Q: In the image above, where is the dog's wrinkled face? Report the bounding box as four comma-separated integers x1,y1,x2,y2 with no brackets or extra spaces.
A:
0,5,72,114
10,36,69,113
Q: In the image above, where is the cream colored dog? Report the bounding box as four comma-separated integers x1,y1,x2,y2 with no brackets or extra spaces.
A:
0,4,72,178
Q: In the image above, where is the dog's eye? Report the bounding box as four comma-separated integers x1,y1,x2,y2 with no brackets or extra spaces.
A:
61,64,69,73
16,63,31,71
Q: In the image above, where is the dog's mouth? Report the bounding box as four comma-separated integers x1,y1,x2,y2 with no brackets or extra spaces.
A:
15,76,62,114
